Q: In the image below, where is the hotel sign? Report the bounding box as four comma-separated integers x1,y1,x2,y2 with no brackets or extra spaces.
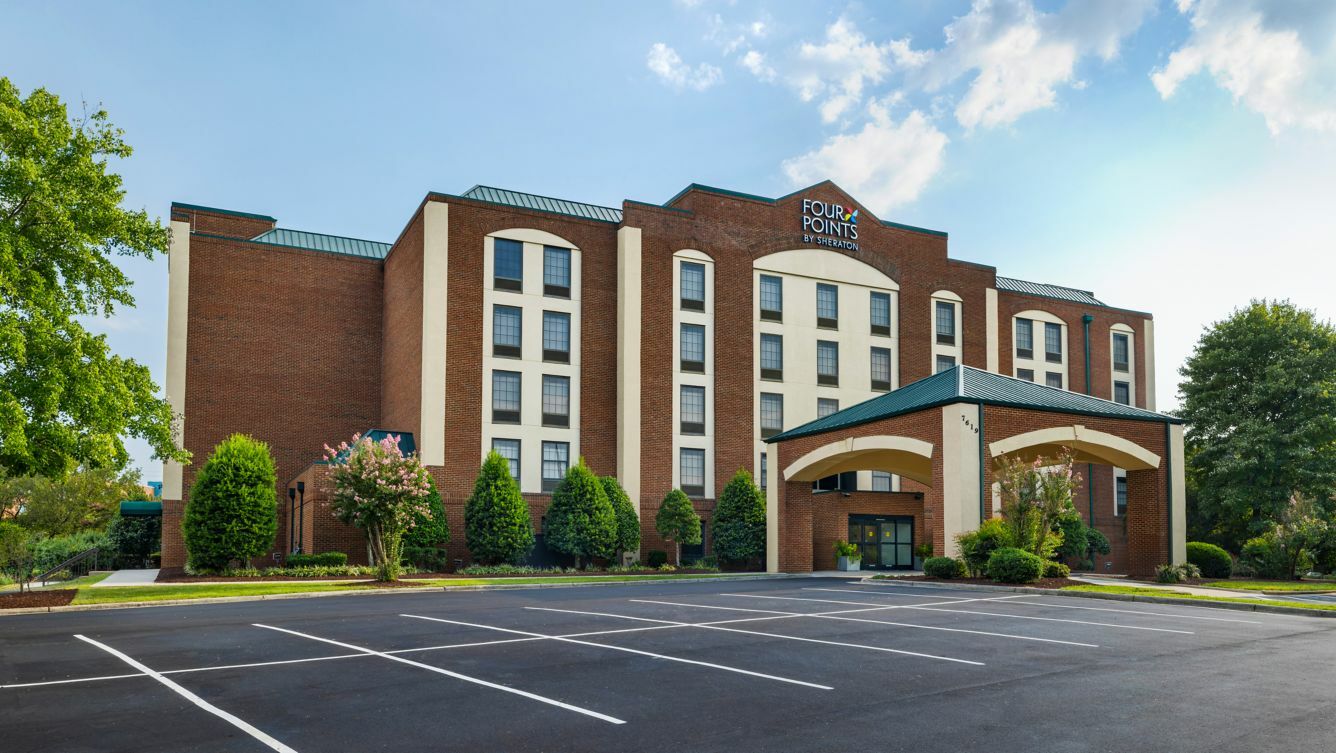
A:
801,199,860,251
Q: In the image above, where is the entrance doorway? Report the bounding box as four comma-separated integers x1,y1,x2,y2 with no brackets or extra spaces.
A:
848,514,914,570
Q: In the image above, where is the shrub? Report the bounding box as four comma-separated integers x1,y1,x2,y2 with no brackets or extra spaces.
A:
986,547,1044,584
1178,562,1202,579
460,563,575,575
326,433,434,581
286,552,348,568
957,518,1013,577
1241,533,1294,580
105,514,160,569
1043,561,1071,578
923,556,967,579
0,521,35,592
1185,542,1232,578
30,529,109,573
684,558,720,572
601,476,640,559
646,550,668,568
655,489,701,564
402,546,449,572
545,459,617,568
712,469,766,565
183,434,278,571
657,563,677,572
403,475,449,549
834,540,860,558
1155,563,1183,583
464,451,534,565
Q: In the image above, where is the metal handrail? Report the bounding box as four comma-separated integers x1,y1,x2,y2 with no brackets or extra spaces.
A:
30,547,99,587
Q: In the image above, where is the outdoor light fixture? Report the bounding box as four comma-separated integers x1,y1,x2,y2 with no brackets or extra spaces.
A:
296,481,306,553
288,488,297,553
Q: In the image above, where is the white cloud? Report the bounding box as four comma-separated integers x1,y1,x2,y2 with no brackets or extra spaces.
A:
919,0,1154,129
741,50,776,83
782,102,949,213
646,43,724,92
1152,0,1336,134
792,16,926,124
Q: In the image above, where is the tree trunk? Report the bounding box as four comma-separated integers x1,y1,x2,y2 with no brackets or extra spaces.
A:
675,541,681,565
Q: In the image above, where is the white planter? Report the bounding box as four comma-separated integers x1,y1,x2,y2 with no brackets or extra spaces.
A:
837,556,861,572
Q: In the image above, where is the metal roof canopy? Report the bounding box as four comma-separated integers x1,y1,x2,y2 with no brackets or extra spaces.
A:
767,365,1180,444
119,500,162,516
250,228,391,259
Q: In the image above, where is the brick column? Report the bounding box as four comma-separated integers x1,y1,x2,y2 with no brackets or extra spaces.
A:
1125,467,1168,576
778,480,815,573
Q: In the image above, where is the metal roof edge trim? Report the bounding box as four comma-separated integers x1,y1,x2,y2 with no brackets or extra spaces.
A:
171,202,277,222
189,231,387,261
995,286,1152,317
463,184,623,215
254,227,392,250
429,192,621,225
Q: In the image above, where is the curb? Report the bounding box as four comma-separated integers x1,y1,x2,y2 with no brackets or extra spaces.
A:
0,573,794,617
860,578,1336,618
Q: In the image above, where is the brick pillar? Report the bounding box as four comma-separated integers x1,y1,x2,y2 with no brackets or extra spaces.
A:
1125,467,1168,576
778,480,815,572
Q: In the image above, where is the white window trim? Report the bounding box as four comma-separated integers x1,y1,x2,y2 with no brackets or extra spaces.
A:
1012,310,1068,390
930,291,962,373
1111,323,1136,406
674,250,715,498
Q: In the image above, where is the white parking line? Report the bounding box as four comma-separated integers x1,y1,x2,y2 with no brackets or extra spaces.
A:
402,613,832,690
712,595,1099,647
74,634,298,753
803,587,978,600
523,606,985,666
254,623,625,725
1001,600,1262,624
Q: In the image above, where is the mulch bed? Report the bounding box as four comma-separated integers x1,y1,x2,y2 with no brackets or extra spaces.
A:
156,567,727,583
877,575,1080,589
0,589,77,609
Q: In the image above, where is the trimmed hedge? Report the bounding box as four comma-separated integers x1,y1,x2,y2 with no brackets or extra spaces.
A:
1186,541,1233,579
286,552,348,568
986,547,1044,584
1043,561,1071,578
923,556,967,579
713,469,766,564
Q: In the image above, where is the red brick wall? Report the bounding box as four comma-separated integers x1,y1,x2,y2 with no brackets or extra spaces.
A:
381,210,424,436
811,491,924,571
170,205,276,239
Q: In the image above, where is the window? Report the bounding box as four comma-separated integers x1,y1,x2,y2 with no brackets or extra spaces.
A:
541,441,569,492
1046,371,1063,390
543,246,571,298
817,340,839,385
1045,322,1063,363
680,261,705,311
935,354,956,374
492,305,522,358
759,275,783,321
816,283,838,328
680,448,705,497
760,393,783,439
871,471,892,492
542,311,570,363
935,301,956,345
1015,318,1033,359
759,452,767,491
870,291,891,336
492,439,520,482
870,347,892,392
680,323,705,373
491,370,521,423
680,385,705,435
493,238,523,291
1113,333,1130,372
815,472,857,493
541,375,569,427
1114,381,1130,406
760,334,783,380
1017,368,1035,382
817,398,839,419
1115,474,1128,516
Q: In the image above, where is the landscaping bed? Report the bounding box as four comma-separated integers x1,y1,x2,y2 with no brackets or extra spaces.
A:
0,589,76,609
155,566,732,583
873,575,1081,589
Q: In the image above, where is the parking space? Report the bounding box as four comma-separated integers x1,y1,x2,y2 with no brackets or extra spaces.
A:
4,578,1336,752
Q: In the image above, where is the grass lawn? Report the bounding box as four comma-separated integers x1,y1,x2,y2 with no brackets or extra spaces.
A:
68,572,764,605
1203,580,1336,593
1061,584,1336,612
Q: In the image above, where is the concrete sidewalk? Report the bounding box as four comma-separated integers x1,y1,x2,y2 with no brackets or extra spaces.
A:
91,569,161,587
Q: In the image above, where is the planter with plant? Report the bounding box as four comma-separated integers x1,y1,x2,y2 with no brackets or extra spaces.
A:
835,540,861,571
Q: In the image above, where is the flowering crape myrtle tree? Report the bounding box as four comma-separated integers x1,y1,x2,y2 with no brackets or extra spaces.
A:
996,449,1082,558
324,433,433,581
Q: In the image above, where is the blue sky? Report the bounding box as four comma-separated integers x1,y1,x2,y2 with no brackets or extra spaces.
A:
3,0,1334,482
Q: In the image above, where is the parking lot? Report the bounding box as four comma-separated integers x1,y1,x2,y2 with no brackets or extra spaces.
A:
4,577,1336,752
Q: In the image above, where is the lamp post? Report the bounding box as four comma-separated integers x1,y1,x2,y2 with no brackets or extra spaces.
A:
288,488,297,553
296,481,306,553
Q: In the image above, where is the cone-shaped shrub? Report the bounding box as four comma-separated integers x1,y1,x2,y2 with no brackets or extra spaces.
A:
712,469,766,565
601,475,640,559
183,434,278,571
545,459,617,568
656,488,701,564
404,475,449,548
464,451,534,565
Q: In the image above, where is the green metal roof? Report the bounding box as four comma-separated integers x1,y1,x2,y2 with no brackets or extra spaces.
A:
996,277,1104,306
458,185,623,223
767,366,1179,443
119,500,162,516
249,228,391,259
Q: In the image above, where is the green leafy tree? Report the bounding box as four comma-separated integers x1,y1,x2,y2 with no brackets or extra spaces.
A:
655,488,701,564
105,513,161,569
0,78,189,478
4,467,144,536
712,469,766,565
1180,300,1336,549
0,521,35,592
325,433,434,581
181,434,278,571
403,475,449,549
545,459,617,568
464,451,534,565
601,475,640,560
996,450,1081,558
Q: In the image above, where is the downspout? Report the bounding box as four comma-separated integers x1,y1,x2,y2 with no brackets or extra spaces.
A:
1083,314,1094,524
977,402,986,524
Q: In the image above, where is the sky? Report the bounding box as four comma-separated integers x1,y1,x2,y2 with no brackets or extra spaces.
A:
3,0,1334,482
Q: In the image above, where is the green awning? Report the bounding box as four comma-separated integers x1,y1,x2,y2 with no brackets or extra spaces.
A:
119,500,162,516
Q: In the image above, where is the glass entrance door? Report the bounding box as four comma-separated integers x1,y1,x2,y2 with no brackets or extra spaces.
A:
848,515,914,570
